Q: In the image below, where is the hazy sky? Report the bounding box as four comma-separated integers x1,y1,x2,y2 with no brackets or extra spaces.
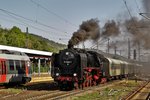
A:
0,0,143,45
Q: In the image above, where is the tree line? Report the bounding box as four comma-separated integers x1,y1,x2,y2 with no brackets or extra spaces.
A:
0,26,66,52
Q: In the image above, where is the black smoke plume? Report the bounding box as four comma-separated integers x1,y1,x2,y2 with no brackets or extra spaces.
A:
124,17,150,49
68,18,100,48
102,20,120,37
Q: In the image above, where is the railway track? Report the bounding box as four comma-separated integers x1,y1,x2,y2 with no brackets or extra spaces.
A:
0,86,5,89
122,81,150,100
0,80,124,100
35,80,126,100
0,80,147,100
47,80,129,100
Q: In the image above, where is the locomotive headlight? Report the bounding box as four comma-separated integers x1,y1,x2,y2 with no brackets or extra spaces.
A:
56,73,59,76
73,73,77,76
66,52,69,55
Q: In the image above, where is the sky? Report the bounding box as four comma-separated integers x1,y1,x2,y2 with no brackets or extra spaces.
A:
0,0,144,47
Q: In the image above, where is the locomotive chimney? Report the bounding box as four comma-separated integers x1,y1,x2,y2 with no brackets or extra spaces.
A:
68,44,73,49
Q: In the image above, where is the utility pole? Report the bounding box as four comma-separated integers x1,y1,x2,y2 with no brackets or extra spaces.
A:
128,38,130,59
138,42,141,61
77,44,79,48
82,42,85,49
26,27,28,48
114,46,117,55
107,38,110,53
97,39,99,50
133,49,136,60
120,50,122,56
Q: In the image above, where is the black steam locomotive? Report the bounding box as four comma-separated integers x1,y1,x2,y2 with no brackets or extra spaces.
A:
51,48,141,90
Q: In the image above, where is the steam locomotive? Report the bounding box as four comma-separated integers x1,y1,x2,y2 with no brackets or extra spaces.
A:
51,48,141,90
0,50,32,85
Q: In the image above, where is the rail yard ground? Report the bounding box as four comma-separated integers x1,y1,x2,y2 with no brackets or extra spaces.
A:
71,80,144,100
0,76,149,100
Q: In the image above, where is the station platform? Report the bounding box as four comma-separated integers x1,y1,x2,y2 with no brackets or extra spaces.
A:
30,73,53,83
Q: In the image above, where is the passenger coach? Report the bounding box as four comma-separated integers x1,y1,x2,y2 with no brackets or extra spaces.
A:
0,50,32,84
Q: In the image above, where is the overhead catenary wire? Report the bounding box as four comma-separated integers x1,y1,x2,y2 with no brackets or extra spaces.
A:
0,8,71,43
0,12,29,28
90,38,108,49
135,0,141,13
35,2,39,23
122,0,139,29
0,8,68,34
0,11,70,41
123,0,134,20
134,0,150,21
30,0,78,28
139,13,150,20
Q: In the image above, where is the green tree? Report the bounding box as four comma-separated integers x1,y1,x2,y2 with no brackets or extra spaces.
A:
0,26,66,52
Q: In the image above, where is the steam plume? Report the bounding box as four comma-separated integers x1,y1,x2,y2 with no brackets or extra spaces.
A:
68,18,100,48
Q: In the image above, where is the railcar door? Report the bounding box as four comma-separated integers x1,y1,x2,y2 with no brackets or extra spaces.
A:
0,60,6,83
21,61,26,76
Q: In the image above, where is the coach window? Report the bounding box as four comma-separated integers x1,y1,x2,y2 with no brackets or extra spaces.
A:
3,62,6,74
9,60,14,70
15,60,20,70
21,61,25,70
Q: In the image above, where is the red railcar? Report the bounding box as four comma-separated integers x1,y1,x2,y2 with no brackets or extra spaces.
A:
0,50,31,84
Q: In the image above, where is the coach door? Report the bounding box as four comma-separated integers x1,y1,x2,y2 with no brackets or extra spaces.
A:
0,60,6,83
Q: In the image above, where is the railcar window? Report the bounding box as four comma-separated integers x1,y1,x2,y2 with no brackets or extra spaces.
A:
15,60,20,70
9,60,14,70
3,62,6,74
21,61,25,70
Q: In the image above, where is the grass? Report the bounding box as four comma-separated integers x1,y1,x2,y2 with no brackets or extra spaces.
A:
0,88,24,94
72,80,142,100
